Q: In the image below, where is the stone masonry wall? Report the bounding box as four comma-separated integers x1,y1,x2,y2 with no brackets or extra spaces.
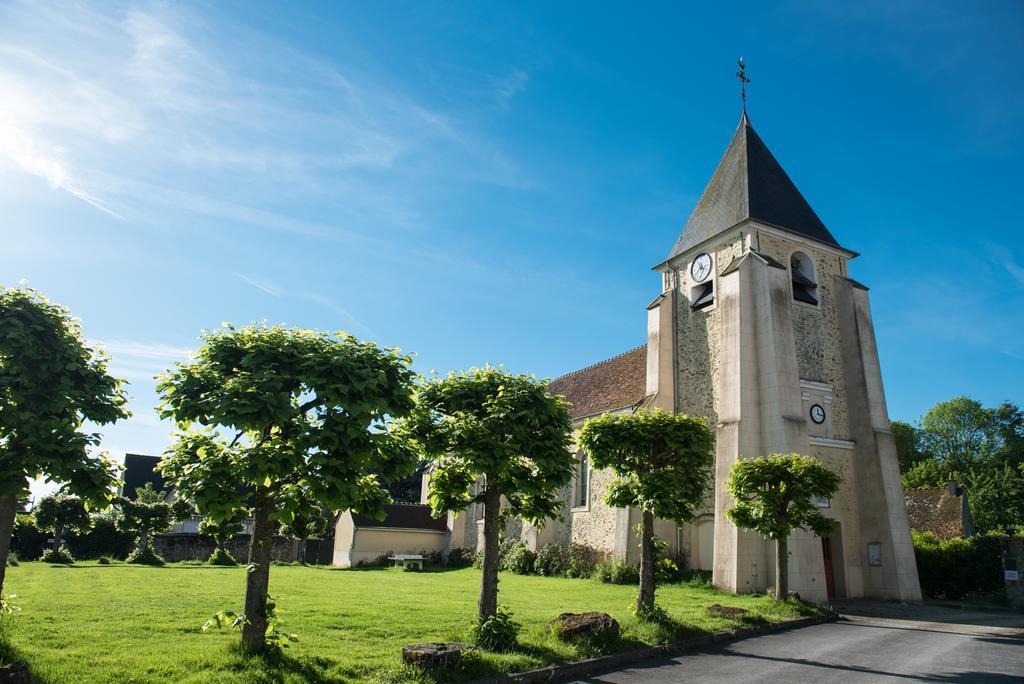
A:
153,533,300,563
757,232,850,440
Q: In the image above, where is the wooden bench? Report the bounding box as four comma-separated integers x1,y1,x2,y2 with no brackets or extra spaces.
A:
388,554,425,570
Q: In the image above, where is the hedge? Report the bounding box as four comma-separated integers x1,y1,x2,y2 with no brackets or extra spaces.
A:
912,530,1004,600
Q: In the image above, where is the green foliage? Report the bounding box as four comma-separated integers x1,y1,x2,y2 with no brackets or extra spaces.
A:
404,367,575,525
534,543,600,578
5,552,17,567
207,547,238,566
497,540,536,575
901,457,948,489
911,530,1004,600
966,464,1024,534
278,502,332,544
469,607,520,651
97,556,111,565
158,323,417,527
125,540,165,566
11,514,47,561
445,547,476,568
594,559,639,585
891,419,930,472
0,593,18,616
630,598,670,624
71,511,135,560
726,453,841,540
40,544,75,564
579,410,715,523
116,483,181,562
33,493,92,557
201,595,298,650
899,397,1024,534
158,324,417,651
0,286,127,504
198,515,245,549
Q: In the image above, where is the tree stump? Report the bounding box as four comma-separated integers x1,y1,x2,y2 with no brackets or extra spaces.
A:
547,612,620,641
0,662,30,683
705,603,749,617
401,643,472,671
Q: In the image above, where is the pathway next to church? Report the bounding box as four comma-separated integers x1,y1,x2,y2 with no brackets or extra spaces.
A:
570,601,1024,683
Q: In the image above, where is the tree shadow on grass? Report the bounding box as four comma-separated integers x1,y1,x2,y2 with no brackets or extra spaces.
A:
0,630,55,684
226,644,358,683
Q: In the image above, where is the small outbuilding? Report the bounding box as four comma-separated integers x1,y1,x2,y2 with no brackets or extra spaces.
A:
332,503,449,567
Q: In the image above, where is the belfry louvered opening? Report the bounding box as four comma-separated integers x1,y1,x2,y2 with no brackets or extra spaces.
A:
791,252,818,305
690,281,714,310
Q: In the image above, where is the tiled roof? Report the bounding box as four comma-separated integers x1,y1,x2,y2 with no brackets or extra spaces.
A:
666,113,843,261
905,487,968,540
547,346,647,420
351,503,447,532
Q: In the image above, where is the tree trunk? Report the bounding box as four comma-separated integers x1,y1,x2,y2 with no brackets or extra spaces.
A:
0,494,17,598
637,509,656,613
478,485,501,622
776,536,788,599
241,487,275,654
138,530,149,555
53,523,65,551
298,537,307,565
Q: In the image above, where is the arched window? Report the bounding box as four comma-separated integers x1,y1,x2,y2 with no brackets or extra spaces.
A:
791,251,818,305
574,450,589,508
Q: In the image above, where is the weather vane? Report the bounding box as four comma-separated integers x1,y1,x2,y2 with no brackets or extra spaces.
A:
736,57,751,115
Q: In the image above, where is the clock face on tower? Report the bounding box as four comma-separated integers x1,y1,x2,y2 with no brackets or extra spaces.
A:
810,404,826,424
691,253,712,283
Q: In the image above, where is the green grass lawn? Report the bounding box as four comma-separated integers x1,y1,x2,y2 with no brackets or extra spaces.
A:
0,561,822,683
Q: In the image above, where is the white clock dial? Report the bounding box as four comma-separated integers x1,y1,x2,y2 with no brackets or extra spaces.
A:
810,404,826,424
691,253,712,283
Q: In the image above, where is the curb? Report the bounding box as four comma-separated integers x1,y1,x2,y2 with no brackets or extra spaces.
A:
470,612,838,683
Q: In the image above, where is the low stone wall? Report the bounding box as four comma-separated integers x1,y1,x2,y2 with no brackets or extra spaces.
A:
153,534,300,563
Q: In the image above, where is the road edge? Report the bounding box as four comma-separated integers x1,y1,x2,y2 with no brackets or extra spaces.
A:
471,611,839,683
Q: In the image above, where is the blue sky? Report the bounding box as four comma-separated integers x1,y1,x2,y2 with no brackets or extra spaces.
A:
2,1,1023,488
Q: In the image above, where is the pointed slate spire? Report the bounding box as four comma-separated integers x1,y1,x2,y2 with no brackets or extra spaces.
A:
666,115,841,261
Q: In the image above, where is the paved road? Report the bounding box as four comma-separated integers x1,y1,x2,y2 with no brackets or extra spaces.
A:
571,602,1024,683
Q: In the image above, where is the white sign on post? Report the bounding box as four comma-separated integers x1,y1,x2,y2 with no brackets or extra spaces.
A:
1005,570,1020,582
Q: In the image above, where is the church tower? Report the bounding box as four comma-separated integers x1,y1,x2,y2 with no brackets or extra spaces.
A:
646,111,922,602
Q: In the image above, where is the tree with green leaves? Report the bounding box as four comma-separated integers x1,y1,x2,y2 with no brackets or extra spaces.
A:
158,324,417,654
891,420,929,473
34,493,91,562
0,287,128,596
401,367,574,625
578,410,714,614
115,483,193,565
919,397,1001,477
199,514,246,566
726,454,841,599
280,502,334,565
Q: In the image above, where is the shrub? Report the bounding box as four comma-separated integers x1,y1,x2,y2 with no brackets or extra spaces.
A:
208,548,238,566
126,541,165,566
97,556,112,565
680,569,713,588
469,607,520,651
498,540,536,575
40,544,75,564
535,543,600,578
594,559,640,585
6,552,18,567
445,547,476,568
71,512,134,560
11,514,47,561
912,530,1003,600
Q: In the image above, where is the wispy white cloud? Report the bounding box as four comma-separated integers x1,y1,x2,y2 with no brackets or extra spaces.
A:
92,339,193,384
494,69,530,108
233,272,283,298
233,273,375,337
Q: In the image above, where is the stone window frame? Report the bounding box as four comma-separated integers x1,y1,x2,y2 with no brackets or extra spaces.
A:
571,449,590,512
789,248,820,308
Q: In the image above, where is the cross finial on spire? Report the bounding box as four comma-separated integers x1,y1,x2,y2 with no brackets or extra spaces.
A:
736,57,750,116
